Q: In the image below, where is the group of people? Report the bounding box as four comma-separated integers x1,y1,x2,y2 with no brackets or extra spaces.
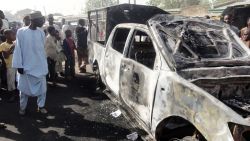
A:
0,11,88,129
44,14,88,84
223,14,250,47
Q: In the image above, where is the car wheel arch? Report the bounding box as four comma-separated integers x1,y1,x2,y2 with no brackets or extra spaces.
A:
92,60,99,71
155,116,207,141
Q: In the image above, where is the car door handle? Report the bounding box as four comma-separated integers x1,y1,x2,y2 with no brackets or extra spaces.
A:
133,73,139,84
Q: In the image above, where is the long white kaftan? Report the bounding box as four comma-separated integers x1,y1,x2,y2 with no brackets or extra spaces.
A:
12,27,48,96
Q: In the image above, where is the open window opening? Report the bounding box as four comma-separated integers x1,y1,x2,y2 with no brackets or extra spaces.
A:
127,30,156,69
112,28,130,54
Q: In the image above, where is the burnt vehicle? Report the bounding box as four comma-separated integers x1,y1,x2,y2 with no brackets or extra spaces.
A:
88,5,250,141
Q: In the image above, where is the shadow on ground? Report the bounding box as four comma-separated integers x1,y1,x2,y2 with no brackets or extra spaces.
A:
0,74,134,141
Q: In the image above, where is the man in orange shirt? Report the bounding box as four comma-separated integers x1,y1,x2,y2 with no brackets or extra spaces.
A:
0,30,17,102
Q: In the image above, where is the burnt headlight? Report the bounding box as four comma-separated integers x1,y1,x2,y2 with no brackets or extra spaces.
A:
228,122,250,141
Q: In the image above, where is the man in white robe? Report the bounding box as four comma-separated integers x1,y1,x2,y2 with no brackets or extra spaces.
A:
12,11,48,115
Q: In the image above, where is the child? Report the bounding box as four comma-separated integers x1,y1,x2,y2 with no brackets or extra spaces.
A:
0,29,16,102
0,33,6,91
63,30,76,80
45,26,57,85
55,30,66,77
0,24,6,91
0,18,6,130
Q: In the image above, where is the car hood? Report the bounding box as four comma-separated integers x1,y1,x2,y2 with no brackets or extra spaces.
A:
147,14,250,71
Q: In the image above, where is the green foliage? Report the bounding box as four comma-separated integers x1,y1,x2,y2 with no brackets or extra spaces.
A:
148,0,201,9
148,0,233,9
85,0,117,11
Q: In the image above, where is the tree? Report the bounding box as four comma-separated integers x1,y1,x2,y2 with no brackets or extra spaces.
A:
148,0,201,9
85,0,117,11
4,11,17,21
14,9,33,20
53,13,63,17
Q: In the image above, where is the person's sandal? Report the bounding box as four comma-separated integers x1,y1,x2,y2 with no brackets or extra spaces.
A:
19,109,26,116
38,107,48,114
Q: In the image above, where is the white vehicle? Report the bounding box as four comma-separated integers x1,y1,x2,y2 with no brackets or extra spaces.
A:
88,4,250,141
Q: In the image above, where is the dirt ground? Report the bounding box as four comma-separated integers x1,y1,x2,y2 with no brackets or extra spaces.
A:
0,73,143,141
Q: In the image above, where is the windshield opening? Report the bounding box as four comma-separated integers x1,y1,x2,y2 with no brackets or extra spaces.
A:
158,21,248,61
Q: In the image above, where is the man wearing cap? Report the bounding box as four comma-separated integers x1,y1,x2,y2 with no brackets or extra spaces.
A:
12,11,48,115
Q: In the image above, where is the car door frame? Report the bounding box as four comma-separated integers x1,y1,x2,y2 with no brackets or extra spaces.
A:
119,26,162,128
103,25,134,96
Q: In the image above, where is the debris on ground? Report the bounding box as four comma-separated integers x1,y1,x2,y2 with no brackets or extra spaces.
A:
110,110,122,118
126,132,138,141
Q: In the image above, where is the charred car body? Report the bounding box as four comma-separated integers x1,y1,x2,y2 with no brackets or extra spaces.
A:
88,4,250,141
